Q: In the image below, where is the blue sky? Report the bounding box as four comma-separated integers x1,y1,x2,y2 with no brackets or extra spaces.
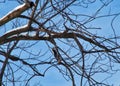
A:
1,0,120,86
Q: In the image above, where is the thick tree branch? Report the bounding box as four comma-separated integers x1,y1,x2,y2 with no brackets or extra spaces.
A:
0,1,35,26
0,31,110,52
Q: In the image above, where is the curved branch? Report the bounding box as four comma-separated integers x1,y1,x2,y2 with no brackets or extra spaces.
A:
0,32,110,52
0,1,35,26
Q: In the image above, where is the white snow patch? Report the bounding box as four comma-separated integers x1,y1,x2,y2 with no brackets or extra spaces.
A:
0,3,26,21
5,24,28,34
14,3,26,11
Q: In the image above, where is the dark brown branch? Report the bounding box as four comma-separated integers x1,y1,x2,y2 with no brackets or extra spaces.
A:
52,47,61,64
0,32,110,52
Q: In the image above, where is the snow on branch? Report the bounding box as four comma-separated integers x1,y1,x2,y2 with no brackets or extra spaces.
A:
0,1,35,26
3,24,29,38
0,24,30,44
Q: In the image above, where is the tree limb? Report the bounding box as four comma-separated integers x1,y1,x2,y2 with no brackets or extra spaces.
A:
0,1,35,26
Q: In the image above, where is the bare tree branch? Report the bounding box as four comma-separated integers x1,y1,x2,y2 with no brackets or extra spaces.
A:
0,0,120,86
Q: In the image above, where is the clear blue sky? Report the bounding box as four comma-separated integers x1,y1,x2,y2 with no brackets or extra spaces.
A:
0,0,120,86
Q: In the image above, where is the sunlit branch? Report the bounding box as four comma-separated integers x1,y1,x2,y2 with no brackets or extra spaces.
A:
0,1,35,26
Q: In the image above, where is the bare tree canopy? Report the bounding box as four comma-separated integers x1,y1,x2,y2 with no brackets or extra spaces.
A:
0,0,120,86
